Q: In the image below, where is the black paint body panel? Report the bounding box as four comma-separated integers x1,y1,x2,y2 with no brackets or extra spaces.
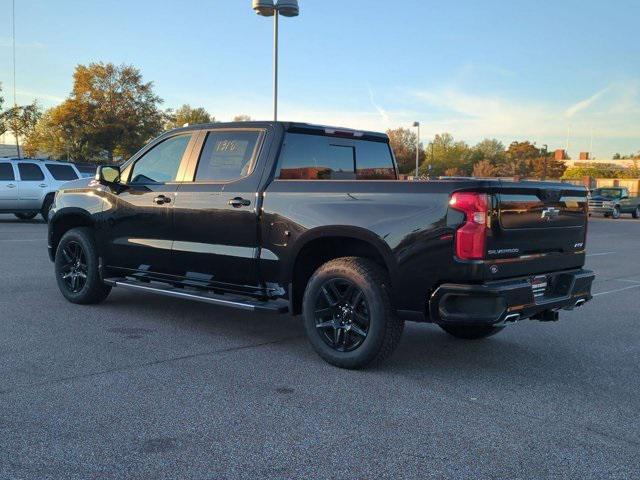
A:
48,121,591,320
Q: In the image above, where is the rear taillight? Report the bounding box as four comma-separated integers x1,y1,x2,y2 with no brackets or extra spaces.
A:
449,192,488,260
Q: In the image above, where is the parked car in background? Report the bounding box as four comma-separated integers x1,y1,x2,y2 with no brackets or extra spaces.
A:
47,122,595,369
588,187,640,219
0,158,82,222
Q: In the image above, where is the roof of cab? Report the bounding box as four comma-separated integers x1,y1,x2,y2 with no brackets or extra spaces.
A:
166,121,389,141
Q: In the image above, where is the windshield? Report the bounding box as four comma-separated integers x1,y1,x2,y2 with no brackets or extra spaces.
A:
592,188,622,199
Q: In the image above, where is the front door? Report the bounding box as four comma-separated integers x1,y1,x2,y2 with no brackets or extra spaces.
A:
0,162,18,210
172,128,268,293
16,162,48,210
101,132,197,276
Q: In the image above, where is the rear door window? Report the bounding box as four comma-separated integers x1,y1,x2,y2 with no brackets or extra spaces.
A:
194,131,261,182
18,163,45,181
46,164,79,181
0,163,15,181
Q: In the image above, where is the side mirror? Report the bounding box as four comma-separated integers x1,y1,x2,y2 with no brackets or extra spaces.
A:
96,165,121,185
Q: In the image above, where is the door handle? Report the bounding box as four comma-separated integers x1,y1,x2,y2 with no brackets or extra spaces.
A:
228,197,251,208
39,183,48,188
153,195,171,205
6,184,16,188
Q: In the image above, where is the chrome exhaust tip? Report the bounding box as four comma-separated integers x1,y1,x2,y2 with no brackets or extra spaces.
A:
574,299,586,308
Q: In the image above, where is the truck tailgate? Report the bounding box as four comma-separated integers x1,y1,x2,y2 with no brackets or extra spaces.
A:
487,183,587,259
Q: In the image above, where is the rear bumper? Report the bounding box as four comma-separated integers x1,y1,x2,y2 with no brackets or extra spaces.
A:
429,268,594,326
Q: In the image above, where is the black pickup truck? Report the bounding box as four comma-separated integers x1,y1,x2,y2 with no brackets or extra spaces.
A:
48,122,595,368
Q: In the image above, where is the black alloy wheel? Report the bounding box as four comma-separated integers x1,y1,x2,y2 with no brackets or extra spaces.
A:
302,257,404,369
314,278,370,352
59,240,88,293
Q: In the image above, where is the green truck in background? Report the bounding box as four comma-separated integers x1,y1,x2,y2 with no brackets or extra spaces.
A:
588,187,640,219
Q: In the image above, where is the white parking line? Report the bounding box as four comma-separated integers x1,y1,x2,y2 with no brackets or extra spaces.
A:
593,284,640,297
0,239,43,242
586,252,616,257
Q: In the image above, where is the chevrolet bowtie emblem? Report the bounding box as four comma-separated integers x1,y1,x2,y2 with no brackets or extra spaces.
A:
541,207,560,220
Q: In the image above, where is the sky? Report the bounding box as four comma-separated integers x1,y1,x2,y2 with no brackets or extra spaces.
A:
1,0,639,158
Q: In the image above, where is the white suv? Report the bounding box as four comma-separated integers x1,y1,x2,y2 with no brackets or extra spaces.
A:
0,158,83,222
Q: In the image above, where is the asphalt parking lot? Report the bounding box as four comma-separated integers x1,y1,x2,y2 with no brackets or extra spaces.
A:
1,214,639,479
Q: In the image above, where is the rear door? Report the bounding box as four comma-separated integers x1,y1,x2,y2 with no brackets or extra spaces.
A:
0,162,18,210
171,128,268,293
17,162,48,209
101,132,197,275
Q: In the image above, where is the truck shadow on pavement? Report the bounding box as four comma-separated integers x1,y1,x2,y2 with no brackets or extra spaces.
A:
98,290,576,381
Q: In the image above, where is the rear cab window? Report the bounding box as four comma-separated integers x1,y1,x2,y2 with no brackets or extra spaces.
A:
0,163,15,181
276,132,396,180
17,163,45,181
45,164,79,181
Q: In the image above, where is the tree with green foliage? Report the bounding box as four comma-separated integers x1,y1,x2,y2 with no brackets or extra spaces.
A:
0,101,42,157
561,163,626,179
165,104,213,130
419,133,473,176
387,127,425,174
25,62,164,163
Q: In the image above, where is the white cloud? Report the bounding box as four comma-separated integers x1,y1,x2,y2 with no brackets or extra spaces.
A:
565,86,610,118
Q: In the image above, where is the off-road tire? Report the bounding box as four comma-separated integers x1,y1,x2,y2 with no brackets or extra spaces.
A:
439,324,505,340
302,257,404,369
55,227,111,304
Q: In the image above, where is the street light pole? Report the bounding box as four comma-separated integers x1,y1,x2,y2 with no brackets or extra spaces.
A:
253,0,299,122
413,122,420,180
273,9,279,121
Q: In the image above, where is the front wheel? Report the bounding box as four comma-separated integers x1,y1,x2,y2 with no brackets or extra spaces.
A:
439,324,505,340
55,227,111,304
611,206,621,219
14,212,38,220
633,207,640,219
302,257,404,369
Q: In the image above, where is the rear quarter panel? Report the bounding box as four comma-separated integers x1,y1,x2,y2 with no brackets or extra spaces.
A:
261,180,471,311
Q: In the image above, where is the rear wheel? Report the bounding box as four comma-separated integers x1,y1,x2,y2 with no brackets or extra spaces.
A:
55,227,111,304
439,324,504,340
302,257,404,369
14,212,38,220
633,207,640,219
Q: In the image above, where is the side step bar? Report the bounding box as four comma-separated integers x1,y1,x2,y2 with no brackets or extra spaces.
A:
103,277,289,313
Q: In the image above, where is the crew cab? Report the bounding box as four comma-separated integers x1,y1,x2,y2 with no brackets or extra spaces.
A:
48,122,595,368
588,187,640,219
